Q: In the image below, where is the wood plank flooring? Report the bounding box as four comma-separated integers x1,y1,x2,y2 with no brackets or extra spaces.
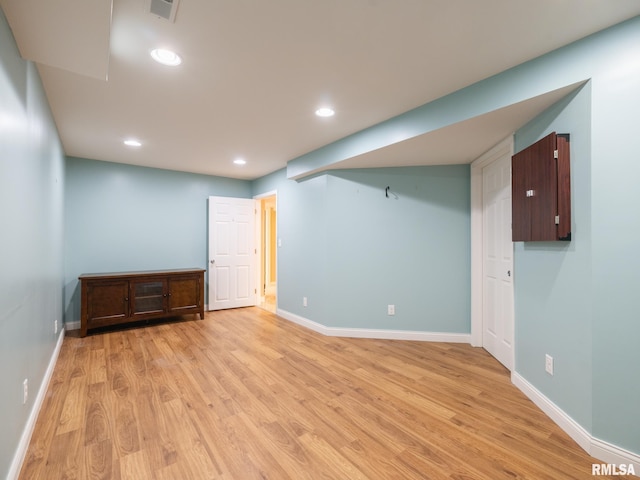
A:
20,308,613,479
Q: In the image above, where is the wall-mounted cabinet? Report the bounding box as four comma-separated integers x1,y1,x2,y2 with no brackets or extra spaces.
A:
79,268,205,336
511,132,571,242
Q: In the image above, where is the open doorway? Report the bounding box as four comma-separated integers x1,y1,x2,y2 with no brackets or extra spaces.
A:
257,193,277,312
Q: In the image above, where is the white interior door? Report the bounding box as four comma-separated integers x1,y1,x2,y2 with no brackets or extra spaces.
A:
482,152,514,370
208,196,257,310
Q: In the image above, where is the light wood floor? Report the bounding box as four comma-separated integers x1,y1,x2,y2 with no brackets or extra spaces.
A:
20,308,612,479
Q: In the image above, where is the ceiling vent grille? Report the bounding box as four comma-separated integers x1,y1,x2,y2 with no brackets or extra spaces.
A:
146,0,180,22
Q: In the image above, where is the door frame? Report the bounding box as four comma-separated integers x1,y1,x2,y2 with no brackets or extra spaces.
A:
253,190,278,309
470,136,514,350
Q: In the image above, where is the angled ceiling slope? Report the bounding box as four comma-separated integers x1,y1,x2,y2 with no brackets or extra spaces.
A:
328,84,585,173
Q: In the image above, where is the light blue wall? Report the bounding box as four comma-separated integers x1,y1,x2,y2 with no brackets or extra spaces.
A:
514,84,593,430
64,157,251,325
0,8,65,479
588,27,640,451
252,165,470,332
252,169,331,323
513,19,640,454
324,167,470,330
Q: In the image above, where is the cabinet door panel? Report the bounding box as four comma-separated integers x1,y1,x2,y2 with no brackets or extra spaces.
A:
168,276,200,313
528,134,557,241
131,279,166,316
87,281,129,325
556,134,571,239
511,132,569,241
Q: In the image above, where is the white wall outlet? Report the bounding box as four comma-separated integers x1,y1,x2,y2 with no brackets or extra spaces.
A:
387,304,395,315
545,354,554,375
54,319,58,335
303,297,308,307
23,379,28,405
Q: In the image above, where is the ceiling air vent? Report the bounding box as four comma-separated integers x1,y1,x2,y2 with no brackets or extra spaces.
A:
146,0,181,22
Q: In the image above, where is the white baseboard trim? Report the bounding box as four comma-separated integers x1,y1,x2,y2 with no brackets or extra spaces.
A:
8,327,66,480
512,372,591,451
512,372,640,475
591,438,640,474
65,320,80,331
276,309,471,343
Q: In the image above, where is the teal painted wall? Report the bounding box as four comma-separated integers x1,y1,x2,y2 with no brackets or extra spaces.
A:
252,169,331,323
512,19,640,454
64,157,251,325
252,165,470,332
514,84,593,431
588,27,640,451
325,167,470,331
0,8,65,478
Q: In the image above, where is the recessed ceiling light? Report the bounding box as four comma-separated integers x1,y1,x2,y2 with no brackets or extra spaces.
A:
233,158,247,165
124,139,142,147
315,107,335,117
150,48,182,66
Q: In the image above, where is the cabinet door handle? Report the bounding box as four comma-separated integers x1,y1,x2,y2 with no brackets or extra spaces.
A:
124,297,129,302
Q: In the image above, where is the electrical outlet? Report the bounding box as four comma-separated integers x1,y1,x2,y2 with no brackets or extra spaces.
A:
545,354,554,375
23,379,28,405
54,319,58,335
303,297,308,307
387,304,395,316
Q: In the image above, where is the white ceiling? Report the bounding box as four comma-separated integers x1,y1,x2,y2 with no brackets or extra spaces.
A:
2,0,640,180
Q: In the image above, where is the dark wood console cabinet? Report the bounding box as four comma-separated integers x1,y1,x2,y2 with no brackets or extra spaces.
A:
79,268,205,337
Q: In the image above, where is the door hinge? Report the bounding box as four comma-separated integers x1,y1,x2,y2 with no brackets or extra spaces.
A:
555,215,560,224
554,149,559,159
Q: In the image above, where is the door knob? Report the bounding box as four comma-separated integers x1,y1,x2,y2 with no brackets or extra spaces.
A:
210,259,215,264
507,270,511,277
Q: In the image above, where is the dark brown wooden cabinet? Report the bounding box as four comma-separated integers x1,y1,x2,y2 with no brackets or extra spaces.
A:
512,132,571,241
80,269,205,336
